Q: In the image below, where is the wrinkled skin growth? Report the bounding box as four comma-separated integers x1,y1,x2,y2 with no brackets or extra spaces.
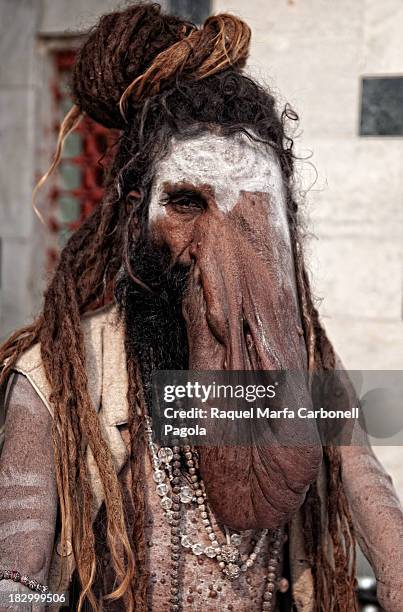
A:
147,130,322,529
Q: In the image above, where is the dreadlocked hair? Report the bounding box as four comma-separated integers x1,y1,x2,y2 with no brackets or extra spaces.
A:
0,2,357,610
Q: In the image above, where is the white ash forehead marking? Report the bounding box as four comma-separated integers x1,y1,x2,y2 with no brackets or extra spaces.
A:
149,131,288,230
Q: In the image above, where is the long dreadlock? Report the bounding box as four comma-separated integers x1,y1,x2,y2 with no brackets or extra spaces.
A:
0,3,357,610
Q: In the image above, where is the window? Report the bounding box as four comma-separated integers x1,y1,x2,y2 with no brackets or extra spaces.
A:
169,0,211,23
45,49,116,267
42,0,213,267
360,76,403,136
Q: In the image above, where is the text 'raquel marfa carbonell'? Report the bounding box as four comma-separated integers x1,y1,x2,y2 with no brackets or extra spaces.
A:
163,406,360,421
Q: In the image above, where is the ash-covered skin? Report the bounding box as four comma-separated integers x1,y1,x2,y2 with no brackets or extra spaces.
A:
0,374,56,612
147,130,323,530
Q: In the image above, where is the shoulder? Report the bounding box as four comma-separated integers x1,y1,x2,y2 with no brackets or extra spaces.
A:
12,304,125,418
81,303,121,340
13,304,120,373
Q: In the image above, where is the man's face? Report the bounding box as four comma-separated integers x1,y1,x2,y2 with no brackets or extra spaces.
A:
147,130,305,372
148,131,290,264
127,129,322,530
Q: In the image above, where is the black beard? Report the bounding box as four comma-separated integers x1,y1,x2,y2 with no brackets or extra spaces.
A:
115,239,189,408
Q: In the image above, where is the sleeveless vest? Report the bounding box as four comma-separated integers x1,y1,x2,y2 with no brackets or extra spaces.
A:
9,305,317,611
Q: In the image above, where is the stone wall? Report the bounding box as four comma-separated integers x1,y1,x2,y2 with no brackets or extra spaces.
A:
0,0,39,338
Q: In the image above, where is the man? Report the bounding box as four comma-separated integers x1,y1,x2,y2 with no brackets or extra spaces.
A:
0,4,402,611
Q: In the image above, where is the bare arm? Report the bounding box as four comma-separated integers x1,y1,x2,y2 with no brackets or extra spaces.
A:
341,441,403,611
332,359,403,610
0,374,57,611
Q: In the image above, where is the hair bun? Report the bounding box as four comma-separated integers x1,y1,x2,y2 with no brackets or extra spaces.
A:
72,4,190,129
72,3,251,130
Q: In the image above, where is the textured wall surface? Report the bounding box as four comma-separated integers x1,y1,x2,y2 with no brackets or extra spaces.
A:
38,0,170,34
0,0,39,337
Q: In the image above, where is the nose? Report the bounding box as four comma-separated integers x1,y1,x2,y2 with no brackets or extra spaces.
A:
188,240,202,261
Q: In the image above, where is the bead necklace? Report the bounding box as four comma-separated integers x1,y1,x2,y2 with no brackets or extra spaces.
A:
145,417,286,612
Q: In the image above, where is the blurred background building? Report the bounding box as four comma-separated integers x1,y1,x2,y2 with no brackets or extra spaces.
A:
0,0,402,597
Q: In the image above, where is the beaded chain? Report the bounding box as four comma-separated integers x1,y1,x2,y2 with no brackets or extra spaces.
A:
0,570,49,594
145,416,288,612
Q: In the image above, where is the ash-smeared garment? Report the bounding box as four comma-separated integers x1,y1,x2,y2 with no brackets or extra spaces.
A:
0,374,57,612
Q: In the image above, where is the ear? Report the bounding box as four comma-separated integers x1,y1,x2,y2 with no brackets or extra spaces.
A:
126,189,142,228
127,189,141,199
127,189,141,207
